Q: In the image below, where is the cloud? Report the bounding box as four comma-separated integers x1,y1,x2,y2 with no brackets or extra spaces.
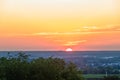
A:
98,25,120,31
74,25,120,32
63,40,87,46
32,25,120,36
32,32,84,35
2,25,120,37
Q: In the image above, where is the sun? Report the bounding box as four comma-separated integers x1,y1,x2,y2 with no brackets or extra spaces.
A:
65,48,73,52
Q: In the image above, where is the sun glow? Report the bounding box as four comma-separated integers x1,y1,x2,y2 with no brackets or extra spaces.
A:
65,48,73,52
0,0,120,51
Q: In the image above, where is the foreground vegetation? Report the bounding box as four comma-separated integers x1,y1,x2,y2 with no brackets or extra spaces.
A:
0,52,83,80
83,74,120,80
83,74,120,79
0,52,120,80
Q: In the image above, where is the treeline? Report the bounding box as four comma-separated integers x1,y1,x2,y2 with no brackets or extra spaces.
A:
0,52,83,80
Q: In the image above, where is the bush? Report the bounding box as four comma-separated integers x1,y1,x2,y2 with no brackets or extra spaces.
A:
0,52,83,80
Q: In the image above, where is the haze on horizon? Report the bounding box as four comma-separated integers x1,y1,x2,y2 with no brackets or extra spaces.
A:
0,0,120,51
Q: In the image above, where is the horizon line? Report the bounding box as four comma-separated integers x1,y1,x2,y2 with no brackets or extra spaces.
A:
0,50,120,52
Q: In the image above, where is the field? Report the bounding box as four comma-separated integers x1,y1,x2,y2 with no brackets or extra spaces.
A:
83,74,120,79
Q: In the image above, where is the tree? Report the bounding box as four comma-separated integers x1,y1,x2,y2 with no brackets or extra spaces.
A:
0,52,84,80
62,62,83,80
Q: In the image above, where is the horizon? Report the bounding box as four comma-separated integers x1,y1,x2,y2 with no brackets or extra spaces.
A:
0,0,120,51
0,50,120,52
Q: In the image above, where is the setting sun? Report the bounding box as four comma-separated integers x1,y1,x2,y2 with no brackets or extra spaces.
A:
0,0,120,79
66,48,73,52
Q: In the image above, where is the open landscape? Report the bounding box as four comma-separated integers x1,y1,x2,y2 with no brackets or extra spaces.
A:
0,0,120,80
0,51,120,80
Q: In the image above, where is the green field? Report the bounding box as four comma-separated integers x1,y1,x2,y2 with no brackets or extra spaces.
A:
83,74,120,79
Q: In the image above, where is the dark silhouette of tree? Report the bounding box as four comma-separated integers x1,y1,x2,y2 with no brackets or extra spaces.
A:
0,52,84,80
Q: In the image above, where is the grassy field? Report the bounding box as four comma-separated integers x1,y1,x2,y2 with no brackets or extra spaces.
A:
83,74,120,79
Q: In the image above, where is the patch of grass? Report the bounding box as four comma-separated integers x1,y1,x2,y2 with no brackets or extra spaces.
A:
83,74,120,79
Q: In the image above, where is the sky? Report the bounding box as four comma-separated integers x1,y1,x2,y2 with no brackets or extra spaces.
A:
0,0,120,51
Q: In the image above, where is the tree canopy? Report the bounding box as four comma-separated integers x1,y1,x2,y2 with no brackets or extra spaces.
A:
0,52,83,80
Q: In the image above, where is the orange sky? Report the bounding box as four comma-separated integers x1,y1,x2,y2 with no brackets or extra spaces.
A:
0,0,120,51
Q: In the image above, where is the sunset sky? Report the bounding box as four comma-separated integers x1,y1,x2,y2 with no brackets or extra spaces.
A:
0,0,120,51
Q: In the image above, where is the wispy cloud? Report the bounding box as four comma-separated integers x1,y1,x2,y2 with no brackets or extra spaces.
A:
2,25,120,37
63,40,87,46
74,25,120,32
32,32,87,35
32,25,120,36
